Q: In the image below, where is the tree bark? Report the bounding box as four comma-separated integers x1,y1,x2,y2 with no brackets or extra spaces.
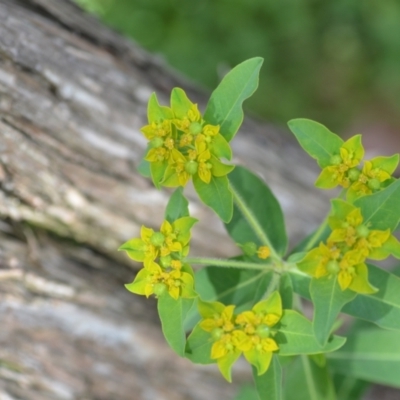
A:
0,1,330,399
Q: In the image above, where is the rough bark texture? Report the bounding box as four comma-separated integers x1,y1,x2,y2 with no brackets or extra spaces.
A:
0,0,364,399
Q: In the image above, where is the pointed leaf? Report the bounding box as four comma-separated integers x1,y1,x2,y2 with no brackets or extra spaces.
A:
185,324,214,364
283,356,337,400
204,57,263,142
165,188,189,222
150,160,168,189
310,276,356,346
287,119,344,168
343,264,400,331
253,356,282,400
210,133,232,160
218,351,241,382
193,174,233,223
158,294,195,356
170,88,193,118
328,328,400,388
276,310,346,355
354,179,400,231
333,374,369,400
233,385,259,400
137,157,151,178
147,92,173,122
227,166,288,256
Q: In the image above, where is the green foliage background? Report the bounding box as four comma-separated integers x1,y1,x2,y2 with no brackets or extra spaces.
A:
75,0,400,129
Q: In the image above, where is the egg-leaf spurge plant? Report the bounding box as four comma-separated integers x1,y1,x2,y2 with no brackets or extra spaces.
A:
120,57,400,400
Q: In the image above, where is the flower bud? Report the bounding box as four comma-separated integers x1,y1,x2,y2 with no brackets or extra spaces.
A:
185,160,198,175
368,178,380,191
356,224,369,238
150,232,165,247
150,137,164,148
211,328,224,341
326,260,340,274
256,324,271,338
159,255,172,268
348,168,361,182
330,155,342,165
189,122,202,135
153,283,167,296
240,242,257,256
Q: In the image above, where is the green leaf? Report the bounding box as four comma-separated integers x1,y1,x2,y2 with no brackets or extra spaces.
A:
287,119,344,168
372,154,399,174
354,179,400,231
193,174,233,223
233,385,259,400
137,157,151,178
292,264,400,332
283,356,337,400
328,328,400,388
279,273,293,309
290,270,312,300
165,188,189,222
210,133,232,160
227,166,288,256
185,324,214,364
253,356,282,400
170,88,193,118
333,374,369,400
204,57,263,142
150,160,168,189
157,294,195,356
310,276,356,346
147,92,173,122
276,310,346,355
343,264,400,331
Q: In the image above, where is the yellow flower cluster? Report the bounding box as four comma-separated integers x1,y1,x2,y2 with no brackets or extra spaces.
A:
298,202,398,293
316,135,399,200
120,218,197,300
198,292,282,381
142,89,234,187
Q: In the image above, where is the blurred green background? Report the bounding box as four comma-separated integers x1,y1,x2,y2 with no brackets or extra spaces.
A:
75,0,400,131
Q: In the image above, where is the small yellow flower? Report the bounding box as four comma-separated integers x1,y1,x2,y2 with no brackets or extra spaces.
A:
315,135,364,189
174,104,202,132
200,304,236,333
350,159,392,198
141,120,172,140
145,146,171,163
257,246,271,259
354,229,391,258
168,149,191,187
210,330,245,359
202,124,220,137
171,260,182,270
179,133,193,147
125,261,196,300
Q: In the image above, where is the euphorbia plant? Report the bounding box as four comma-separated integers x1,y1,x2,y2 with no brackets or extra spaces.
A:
120,57,400,399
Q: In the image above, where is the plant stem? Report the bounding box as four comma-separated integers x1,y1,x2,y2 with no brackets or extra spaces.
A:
185,257,276,272
264,271,281,298
229,184,280,260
